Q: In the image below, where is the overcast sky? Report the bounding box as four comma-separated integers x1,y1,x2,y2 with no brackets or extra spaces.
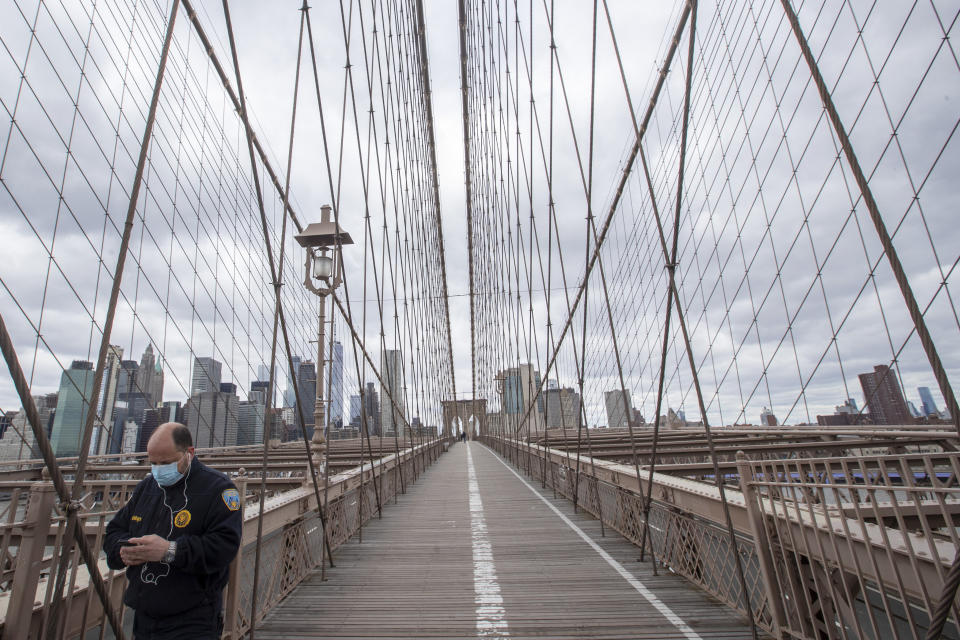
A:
0,0,957,428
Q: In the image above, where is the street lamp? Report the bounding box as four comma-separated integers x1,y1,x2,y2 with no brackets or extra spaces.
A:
295,204,353,479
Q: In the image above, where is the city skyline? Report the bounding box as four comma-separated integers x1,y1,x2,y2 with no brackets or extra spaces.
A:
2,348,952,459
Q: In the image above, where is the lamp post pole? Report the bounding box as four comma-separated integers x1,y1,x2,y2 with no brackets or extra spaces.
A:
296,204,354,483
314,290,327,450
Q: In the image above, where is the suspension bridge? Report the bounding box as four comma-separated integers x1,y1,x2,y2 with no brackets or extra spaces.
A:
0,0,958,638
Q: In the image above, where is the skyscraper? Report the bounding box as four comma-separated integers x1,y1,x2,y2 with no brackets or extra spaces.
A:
138,344,164,406
858,365,912,425
760,407,779,426
240,377,268,445
0,393,57,461
544,387,581,429
254,365,274,405
296,360,317,437
362,382,380,435
349,394,362,424
604,389,633,429
284,356,302,408
93,345,123,454
250,380,270,405
380,350,405,437
495,364,545,435
50,360,96,456
237,397,265,446
191,356,222,395
139,408,160,452
121,420,140,454
330,341,344,425
184,385,239,448
918,386,940,418
139,401,185,451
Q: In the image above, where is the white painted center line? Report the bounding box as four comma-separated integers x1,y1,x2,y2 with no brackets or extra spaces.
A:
487,445,704,640
467,442,510,638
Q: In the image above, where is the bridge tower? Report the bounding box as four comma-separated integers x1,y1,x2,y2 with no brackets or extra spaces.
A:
441,400,487,440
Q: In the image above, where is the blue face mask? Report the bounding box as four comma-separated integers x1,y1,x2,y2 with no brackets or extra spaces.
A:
152,453,188,487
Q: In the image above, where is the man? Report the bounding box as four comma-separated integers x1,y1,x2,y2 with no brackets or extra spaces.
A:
104,422,242,639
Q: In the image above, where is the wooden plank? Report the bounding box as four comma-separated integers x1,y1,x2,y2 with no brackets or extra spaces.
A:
255,442,764,639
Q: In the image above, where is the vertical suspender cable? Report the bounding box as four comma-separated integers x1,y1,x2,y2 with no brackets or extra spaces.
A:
775,2,959,635
45,3,181,636
217,6,336,637
247,3,309,632
640,3,759,635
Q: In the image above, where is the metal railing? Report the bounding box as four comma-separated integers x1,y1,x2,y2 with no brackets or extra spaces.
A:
0,437,448,638
483,435,959,640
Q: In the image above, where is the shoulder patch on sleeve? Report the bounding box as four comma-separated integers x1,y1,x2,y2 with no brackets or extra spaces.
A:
221,488,241,511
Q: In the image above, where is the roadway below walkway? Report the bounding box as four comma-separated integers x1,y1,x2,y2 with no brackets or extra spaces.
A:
256,440,761,639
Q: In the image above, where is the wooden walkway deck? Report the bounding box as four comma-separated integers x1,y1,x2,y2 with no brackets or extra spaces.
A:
256,441,761,639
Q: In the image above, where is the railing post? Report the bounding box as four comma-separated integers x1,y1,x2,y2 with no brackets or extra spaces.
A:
223,476,247,639
736,452,786,638
7,483,57,639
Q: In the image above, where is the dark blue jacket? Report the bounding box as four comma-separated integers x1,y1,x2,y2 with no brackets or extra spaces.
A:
104,457,242,618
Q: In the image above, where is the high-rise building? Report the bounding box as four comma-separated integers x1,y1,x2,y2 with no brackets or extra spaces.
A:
250,381,270,406
0,394,57,461
191,356,222,395
138,344,164,406
139,408,160,452
237,400,265,446
160,400,184,424
284,356,302,408
544,387,581,429
760,407,779,426
380,349,406,437
604,389,633,429
253,365,275,406
349,394,362,424
907,401,922,418
362,382,380,435
858,365,912,425
330,341,344,424
496,364,545,435
184,385,239,448
121,419,140,454
836,398,859,415
50,360,96,456
109,357,151,454
0,411,16,440
266,407,285,441
296,360,317,437
93,345,123,454
918,386,940,418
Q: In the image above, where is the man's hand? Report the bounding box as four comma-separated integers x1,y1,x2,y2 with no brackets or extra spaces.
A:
120,534,169,565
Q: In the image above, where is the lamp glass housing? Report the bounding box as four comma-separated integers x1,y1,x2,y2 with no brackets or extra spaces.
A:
313,254,334,280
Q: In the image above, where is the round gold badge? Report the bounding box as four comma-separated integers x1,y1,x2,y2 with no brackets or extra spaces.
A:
174,509,192,528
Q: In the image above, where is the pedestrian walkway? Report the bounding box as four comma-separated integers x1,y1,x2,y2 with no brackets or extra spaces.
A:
255,441,761,639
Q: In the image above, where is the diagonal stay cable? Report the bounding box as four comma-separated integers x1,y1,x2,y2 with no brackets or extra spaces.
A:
246,1,310,634
302,3,386,516
511,0,693,437
775,2,959,634
216,8,336,639
637,3,758,635
46,3,181,636
0,314,125,640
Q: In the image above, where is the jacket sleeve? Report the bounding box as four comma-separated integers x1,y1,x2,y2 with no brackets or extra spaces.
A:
171,478,242,575
104,481,143,570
